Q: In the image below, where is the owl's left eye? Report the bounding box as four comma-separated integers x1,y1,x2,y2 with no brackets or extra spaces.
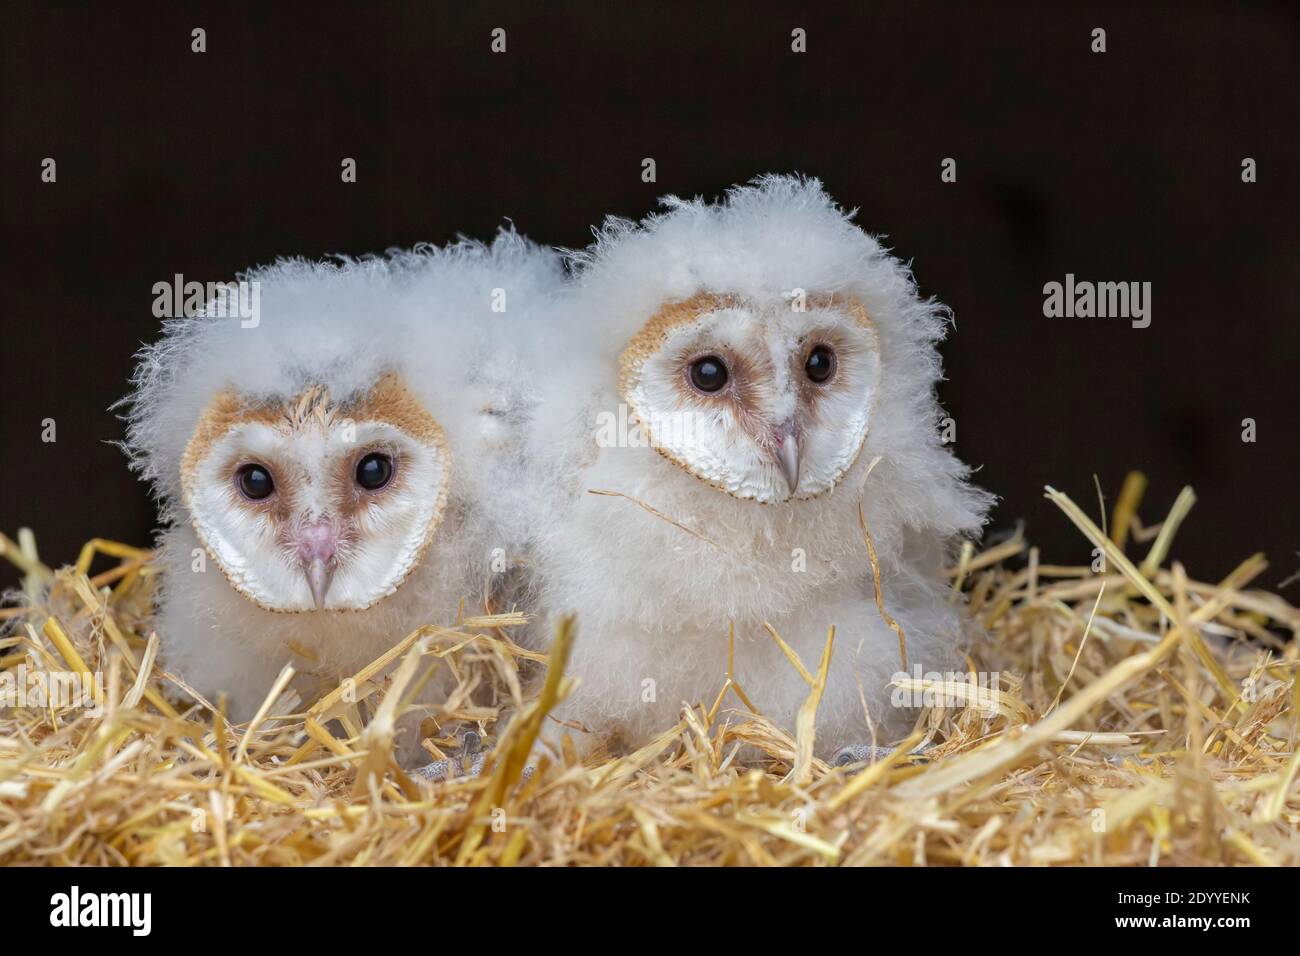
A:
805,345,836,384
236,464,275,500
688,355,729,393
355,453,394,491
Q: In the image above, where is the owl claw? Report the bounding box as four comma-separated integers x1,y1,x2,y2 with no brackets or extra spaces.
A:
414,731,486,781
413,750,489,781
831,743,930,770
413,731,537,783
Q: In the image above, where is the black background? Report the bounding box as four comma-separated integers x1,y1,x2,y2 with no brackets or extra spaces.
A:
1,1,1296,590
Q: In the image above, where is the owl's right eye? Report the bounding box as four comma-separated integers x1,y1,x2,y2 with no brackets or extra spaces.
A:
236,463,275,500
688,355,729,393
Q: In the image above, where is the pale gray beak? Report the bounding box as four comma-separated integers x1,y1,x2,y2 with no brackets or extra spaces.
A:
776,434,801,495
305,558,335,610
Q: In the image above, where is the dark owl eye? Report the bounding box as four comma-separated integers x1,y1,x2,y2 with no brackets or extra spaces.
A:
355,452,394,491
689,355,729,393
236,463,275,500
805,345,836,384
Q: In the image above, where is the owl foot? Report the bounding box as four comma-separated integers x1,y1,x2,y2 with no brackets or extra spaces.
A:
412,730,537,782
413,730,489,782
831,743,930,770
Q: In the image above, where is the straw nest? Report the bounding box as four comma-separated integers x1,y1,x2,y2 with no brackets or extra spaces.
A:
1,473,1297,866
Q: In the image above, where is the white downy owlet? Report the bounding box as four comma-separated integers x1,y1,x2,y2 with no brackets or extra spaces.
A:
527,176,992,762
123,231,560,765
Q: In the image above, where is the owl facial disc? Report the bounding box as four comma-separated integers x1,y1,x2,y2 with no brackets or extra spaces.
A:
180,374,450,612
618,293,880,503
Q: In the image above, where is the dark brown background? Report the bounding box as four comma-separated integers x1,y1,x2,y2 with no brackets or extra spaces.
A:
1,1,1296,590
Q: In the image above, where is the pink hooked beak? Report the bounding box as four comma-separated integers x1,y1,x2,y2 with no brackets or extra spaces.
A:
295,519,338,609
774,426,801,495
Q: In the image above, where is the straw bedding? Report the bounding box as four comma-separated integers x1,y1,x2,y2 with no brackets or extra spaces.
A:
1,474,1296,866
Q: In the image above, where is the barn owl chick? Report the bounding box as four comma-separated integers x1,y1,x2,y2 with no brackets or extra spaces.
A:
123,232,559,764
529,176,993,762
180,374,448,615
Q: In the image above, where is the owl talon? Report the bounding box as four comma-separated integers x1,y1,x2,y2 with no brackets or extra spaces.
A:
831,743,930,770
412,751,487,782
412,731,537,782
414,731,488,781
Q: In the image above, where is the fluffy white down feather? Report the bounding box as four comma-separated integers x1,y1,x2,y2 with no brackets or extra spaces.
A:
122,231,562,761
525,175,993,757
